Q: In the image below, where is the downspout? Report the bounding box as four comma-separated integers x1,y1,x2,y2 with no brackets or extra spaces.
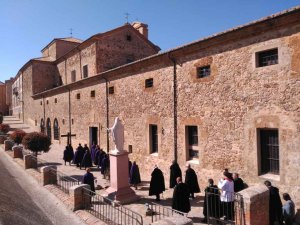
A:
102,77,110,152
68,88,72,144
21,72,24,122
168,54,178,161
42,95,46,133
78,47,82,79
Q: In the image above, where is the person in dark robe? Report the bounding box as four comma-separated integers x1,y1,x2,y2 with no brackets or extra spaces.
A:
224,168,233,180
170,160,182,188
264,180,283,225
96,148,105,168
73,143,85,168
81,146,93,169
128,160,132,177
68,144,73,153
233,173,245,192
82,168,96,193
63,145,74,165
282,193,295,225
149,165,165,201
130,161,141,189
184,164,200,199
202,179,221,223
100,153,109,179
172,177,191,213
90,143,96,164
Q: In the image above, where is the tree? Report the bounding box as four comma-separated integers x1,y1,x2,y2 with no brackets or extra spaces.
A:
0,124,10,134
10,129,26,145
22,132,51,156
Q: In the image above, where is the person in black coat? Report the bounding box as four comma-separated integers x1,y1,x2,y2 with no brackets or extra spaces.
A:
264,180,283,225
184,164,200,198
149,165,165,201
82,168,96,193
73,144,85,168
100,153,109,179
130,161,141,189
202,179,221,223
172,177,190,213
170,160,182,188
63,145,74,165
81,146,93,170
233,173,245,192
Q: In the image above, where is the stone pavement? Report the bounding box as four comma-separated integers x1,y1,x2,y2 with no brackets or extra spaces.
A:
4,116,206,225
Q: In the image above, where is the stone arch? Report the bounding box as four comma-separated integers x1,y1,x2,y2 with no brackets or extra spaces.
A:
53,118,59,140
40,118,45,134
46,118,51,140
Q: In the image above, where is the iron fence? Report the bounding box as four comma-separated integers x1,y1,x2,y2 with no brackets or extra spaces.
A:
82,187,143,225
148,202,188,223
205,187,245,225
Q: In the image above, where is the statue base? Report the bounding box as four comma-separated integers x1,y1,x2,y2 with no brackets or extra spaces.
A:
102,151,139,204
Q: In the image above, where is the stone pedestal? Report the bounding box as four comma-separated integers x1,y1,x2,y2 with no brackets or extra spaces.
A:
24,154,37,169
103,151,139,204
41,166,57,186
13,146,23,158
69,184,91,211
4,140,14,151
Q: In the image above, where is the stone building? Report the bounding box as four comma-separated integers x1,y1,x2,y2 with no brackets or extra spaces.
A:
0,81,8,115
11,8,300,209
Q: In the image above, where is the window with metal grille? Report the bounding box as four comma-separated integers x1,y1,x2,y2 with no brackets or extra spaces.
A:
40,101,42,105
128,145,133,153
145,78,153,88
108,86,114,94
257,48,278,67
76,93,80,100
46,118,51,140
149,124,158,153
126,34,132,41
91,90,95,98
54,98,57,103
83,65,88,78
53,118,59,140
197,65,211,78
259,129,279,175
187,126,199,159
46,100,49,104
71,70,76,82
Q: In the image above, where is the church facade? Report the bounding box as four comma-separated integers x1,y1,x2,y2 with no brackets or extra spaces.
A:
11,8,300,206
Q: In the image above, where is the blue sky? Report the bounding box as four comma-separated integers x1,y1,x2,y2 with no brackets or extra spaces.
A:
0,0,299,82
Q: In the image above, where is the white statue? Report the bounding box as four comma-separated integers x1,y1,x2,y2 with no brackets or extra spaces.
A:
108,117,124,153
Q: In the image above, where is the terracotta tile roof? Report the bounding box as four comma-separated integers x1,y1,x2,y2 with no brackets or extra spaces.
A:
57,37,83,43
32,56,55,62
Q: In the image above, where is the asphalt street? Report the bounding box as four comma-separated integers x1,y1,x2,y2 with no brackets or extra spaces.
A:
0,150,83,225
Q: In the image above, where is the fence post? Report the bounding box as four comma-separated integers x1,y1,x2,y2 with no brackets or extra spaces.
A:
41,166,57,186
4,140,14,151
239,185,269,225
69,184,90,211
24,154,37,169
13,145,23,158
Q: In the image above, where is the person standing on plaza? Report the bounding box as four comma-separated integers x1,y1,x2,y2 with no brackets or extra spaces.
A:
233,173,245,192
73,143,85,168
149,165,165,201
90,143,97,165
170,160,182,188
172,177,191,213
282,193,295,225
264,180,283,225
100,153,109,179
130,161,141,190
184,164,200,199
82,168,96,193
81,145,93,170
218,171,234,220
63,145,74,165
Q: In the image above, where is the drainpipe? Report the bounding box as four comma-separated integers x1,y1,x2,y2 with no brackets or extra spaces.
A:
102,77,110,152
43,95,46,133
168,54,178,162
68,88,72,144
21,72,24,123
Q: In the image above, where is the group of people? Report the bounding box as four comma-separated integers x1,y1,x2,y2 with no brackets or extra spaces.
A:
63,143,110,178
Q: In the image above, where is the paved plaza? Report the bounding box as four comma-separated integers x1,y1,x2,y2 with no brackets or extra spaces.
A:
4,116,205,225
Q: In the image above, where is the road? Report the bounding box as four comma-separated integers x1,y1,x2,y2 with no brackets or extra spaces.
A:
0,149,83,225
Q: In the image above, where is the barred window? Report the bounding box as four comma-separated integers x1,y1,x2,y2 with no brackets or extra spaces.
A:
53,118,59,140
257,49,278,67
145,78,153,88
197,66,211,78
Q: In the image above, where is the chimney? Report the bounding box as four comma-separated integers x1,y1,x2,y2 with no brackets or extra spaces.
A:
132,22,148,39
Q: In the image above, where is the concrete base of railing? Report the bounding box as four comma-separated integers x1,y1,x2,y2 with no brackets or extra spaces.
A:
24,154,37,169
41,166,57,186
4,140,14,151
69,184,91,211
151,216,193,225
13,146,23,158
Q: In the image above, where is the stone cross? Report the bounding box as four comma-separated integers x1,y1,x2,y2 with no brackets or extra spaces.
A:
61,132,76,145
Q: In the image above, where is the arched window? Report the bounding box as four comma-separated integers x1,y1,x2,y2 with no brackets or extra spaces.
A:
46,118,51,140
53,118,59,140
40,119,45,134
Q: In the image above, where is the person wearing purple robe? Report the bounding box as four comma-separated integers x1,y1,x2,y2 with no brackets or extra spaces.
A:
82,168,95,192
73,144,85,168
130,161,141,189
100,154,109,179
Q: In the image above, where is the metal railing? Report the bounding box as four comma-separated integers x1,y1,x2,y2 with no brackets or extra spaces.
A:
148,202,188,223
205,187,245,225
82,187,143,225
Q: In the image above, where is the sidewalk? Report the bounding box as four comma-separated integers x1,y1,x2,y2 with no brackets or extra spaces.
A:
4,116,205,225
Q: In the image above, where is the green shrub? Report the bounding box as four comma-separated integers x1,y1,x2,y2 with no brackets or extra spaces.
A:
0,124,10,134
10,129,27,144
22,132,51,155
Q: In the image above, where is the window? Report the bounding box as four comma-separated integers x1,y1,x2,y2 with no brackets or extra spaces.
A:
91,90,95,98
54,98,57,103
71,119,74,125
128,145,133,153
257,48,278,67
46,118,51,140
83,65,88,78
108,86,114,94
71,70,76,82
76,93,80,100
126,58,134,64
126,34,132,41
40,118,45,134
197,65,211,78
62,119,65,125
145,78,153,88
40,101,42,105
46,100,49,104
259,129,279,175
149,124,158,153
187,126,199,159
53,118,59,140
